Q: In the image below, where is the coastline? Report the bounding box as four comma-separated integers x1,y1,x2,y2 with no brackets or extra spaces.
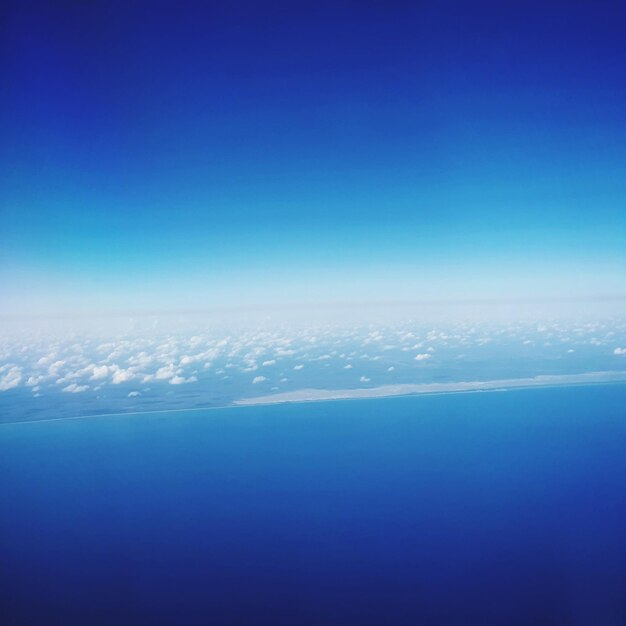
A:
233,370,626,406
2,370,626,426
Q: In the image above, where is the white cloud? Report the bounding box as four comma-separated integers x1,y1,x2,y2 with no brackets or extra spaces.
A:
614,347,626,356
48,360,66,375
128,352,154,367
168,374,197,385
0,366,22,391
112,369,135,384
414,353,432,361
252,376,267,384
155,364,177,380
62,383,89,393
128,391,141,397
90,365,111,380
387,366,395,372
262,360,276,366
293,364,304,370
360,376,370,382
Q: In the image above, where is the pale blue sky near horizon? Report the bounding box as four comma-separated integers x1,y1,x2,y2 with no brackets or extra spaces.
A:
2,1,625,316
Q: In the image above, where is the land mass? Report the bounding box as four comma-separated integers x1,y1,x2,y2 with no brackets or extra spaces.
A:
234,370,626,406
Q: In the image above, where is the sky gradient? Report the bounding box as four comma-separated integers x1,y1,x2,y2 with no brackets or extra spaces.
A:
2,1,626,315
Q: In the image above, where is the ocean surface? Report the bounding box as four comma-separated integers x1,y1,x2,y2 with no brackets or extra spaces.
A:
1,385,626,625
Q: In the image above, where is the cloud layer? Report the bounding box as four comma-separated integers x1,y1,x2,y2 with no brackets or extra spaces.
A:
1,316,625,422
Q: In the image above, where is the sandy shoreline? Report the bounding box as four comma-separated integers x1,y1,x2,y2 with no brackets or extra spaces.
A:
3,371,626,426
234,370,626,406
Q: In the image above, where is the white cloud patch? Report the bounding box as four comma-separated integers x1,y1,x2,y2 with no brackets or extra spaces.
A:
36,355,55,367
614,347,626,356
169,374,197,385
0,366,22,391
48,360,66,376
414,353,432,361
90,365,111,380
62,383,89,393
252,376,267,384
112,369,136,384
155,364,177,380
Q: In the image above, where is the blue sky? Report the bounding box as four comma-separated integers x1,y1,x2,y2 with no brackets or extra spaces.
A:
2,1,626,315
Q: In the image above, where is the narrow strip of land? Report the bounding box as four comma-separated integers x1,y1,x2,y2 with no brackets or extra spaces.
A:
234,370,626,406
3,371,625,426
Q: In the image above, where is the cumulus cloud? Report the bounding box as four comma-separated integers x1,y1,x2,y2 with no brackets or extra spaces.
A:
414,353,432,361
262,360,276,366
614,347,626,356
293,364,304,370
252,376,267,384
128,391,141,397
0,366,22,391
90,365,111,380
112,369,135,384
169,374,197,385
155,364,177,380
360,376,371,382
62,383,89,393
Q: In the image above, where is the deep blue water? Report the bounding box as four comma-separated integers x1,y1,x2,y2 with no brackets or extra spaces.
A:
2,385,626,625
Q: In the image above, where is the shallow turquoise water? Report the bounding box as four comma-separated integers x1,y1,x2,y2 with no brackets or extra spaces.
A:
1,385,626,625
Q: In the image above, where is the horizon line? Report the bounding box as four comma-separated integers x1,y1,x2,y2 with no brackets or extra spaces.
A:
2,294,626,321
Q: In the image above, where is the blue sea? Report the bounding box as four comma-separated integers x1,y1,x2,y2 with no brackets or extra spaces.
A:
2,385,626,625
